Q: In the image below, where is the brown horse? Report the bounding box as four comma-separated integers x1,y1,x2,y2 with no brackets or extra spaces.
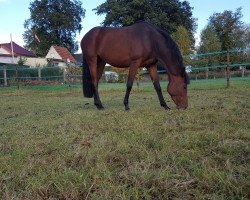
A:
81,21,189,110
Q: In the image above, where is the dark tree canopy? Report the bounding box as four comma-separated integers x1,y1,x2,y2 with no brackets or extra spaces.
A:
23,0,85,56
208,8,244,50
94,0,196,36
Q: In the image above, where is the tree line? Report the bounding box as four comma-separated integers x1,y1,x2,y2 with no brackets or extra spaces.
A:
24,0,250,67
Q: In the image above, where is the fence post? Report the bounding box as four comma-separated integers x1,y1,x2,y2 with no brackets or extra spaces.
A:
63,68,67,83
241,66,245,77
226,51,230,88
16,66,19,90
205,68,209,79
3,66,7,86
38,67,41,81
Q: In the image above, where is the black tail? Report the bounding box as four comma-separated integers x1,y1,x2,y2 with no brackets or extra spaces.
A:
82,55,94,98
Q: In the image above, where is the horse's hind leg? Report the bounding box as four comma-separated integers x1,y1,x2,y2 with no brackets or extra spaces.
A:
147,65,170,110
93,61,106,109
88,58,105,110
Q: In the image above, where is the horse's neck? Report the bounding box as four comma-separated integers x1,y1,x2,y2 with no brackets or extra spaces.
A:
168,73,184,83
157,54,182,77
155,34,184,76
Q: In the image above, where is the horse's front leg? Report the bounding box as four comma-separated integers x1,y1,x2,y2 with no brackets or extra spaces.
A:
124,61,140,110
147,65,170,110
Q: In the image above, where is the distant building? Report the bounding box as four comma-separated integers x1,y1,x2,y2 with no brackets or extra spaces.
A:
0,42,36,64
104,71,119,82
46,46,77,67
73,53,83,64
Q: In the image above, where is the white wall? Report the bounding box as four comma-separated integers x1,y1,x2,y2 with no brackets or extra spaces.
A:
0,47,10,54
25,57,48,67
0,56,18,64
46,46,62,60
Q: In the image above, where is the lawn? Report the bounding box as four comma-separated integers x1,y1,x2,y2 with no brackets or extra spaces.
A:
0,80,249,199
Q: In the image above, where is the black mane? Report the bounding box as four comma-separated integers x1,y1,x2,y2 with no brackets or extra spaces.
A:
138,21,186,74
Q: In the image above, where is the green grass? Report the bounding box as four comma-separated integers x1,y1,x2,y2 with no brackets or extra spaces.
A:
0,80,249,199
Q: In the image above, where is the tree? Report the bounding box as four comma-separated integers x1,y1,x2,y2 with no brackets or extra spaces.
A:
23,0,85,56
172,26,193,64
199,26,221,54
243,24,250,58
198,26,222,66
208,8,244,51
94,0,196,41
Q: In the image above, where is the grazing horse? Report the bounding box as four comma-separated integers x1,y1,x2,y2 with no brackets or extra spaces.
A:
81,21,189,110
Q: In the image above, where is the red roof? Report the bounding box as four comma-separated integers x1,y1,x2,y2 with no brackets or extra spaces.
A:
52,46,76,63
0,42,36,57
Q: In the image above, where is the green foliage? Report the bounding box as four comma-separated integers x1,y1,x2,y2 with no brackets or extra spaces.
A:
199,26,222,54
94,0,196,37
67,66,81,76
244,24,250,47
17,57,27,66
2,67,39,82
172,26,193,64
23,0,85,56
242,24,250,59
208,8,244,50
0,67,64,86
198,26,222,66
41,67,63,79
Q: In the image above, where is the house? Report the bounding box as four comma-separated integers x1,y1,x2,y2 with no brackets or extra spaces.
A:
0,42,37,64
46,45,76,67
73,53,83,64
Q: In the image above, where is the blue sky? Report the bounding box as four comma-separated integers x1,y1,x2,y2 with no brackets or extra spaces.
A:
0,0,249,51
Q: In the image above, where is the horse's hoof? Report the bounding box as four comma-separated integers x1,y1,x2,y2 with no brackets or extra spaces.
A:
162,105,170,110
97,106,104,110
95,104,104,110
125,107,130,111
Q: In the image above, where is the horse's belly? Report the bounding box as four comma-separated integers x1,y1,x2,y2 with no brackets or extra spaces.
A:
99,49,131,67
103,57,130,67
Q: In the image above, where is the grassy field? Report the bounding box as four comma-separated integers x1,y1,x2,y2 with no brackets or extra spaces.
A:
0,80,249,200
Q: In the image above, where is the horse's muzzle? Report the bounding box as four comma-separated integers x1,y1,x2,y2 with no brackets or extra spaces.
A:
176,104,188,110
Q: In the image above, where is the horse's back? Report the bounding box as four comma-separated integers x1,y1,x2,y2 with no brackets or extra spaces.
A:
81,22,164,67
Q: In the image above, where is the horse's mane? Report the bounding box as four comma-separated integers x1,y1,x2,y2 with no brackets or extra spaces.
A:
136,21,188,82
156,27,189,83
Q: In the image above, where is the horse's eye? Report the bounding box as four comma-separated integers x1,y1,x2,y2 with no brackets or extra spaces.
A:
184,86,187,89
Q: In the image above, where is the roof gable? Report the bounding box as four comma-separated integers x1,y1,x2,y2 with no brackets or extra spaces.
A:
0,47,10,55
46,45,76,63
46,46,62,60
73,53,83,63
0,42,37,57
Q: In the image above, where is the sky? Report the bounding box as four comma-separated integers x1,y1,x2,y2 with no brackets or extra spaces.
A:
0,0,249,52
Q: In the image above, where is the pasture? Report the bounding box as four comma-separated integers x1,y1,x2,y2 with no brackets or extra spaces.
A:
0,80,249,199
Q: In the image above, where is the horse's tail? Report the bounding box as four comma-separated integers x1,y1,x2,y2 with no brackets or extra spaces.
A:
82,55,94,98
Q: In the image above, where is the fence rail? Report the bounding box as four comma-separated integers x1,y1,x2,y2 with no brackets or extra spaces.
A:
183,48,250,58
0,48,250,88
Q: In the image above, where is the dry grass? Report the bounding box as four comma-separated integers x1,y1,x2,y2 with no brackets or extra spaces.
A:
0,80,249,199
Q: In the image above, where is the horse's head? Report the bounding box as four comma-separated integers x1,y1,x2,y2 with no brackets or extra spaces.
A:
167,73,189,109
